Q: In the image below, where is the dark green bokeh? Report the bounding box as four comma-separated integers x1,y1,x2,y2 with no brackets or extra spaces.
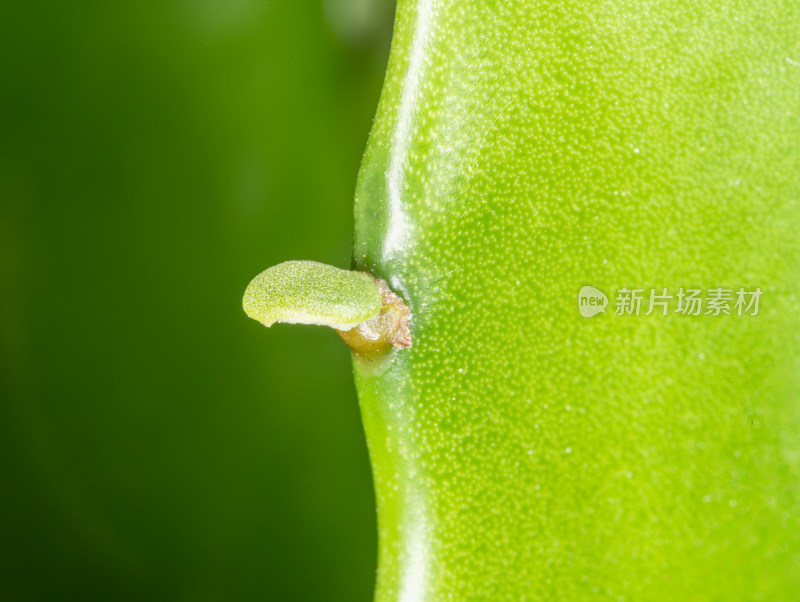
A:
0,1,393,600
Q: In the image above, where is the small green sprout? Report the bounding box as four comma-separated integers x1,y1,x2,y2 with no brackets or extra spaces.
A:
243,260,411,354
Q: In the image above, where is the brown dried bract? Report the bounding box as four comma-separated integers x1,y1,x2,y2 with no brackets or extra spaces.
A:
337,278,411,354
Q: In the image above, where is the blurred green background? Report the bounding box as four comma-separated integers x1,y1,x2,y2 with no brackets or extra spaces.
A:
0,1,394,600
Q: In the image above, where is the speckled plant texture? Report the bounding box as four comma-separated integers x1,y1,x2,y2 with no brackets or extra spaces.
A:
351,0,800,600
